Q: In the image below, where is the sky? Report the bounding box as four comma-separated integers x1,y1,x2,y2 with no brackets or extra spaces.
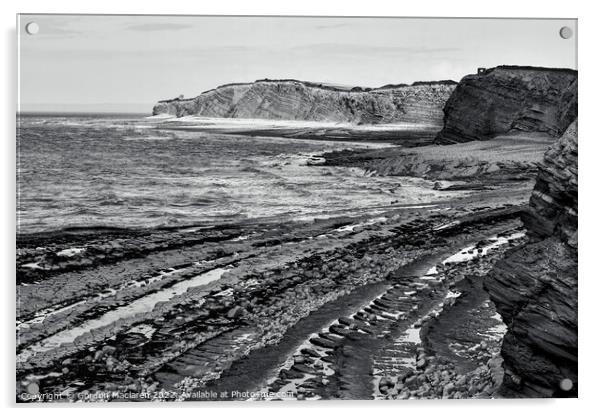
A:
18,15,577,113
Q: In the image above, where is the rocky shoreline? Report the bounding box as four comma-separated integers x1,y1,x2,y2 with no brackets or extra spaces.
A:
17,65,578,402
16,178,531,402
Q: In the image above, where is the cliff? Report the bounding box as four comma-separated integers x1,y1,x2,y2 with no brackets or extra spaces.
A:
436,66,577,144
152,79,457,125
485,120,578,398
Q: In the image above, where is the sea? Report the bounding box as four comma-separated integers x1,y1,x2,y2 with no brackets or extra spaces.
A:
17,112,445,234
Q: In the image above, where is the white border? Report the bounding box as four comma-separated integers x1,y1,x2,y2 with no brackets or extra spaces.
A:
2,1,599,415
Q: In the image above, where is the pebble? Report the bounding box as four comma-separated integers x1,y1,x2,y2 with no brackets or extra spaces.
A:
226,306,244,319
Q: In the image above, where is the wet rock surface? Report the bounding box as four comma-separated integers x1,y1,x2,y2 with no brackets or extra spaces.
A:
16,189,530,401
320,133,551,189
16,225,245,286
241,226,525,401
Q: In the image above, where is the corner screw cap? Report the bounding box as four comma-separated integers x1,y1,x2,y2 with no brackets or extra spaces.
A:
559,26,573,40
25,22,40,35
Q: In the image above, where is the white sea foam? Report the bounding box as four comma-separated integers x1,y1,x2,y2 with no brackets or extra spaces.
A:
153,115,435,132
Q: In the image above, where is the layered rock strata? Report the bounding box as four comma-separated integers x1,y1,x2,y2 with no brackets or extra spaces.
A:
320,133,553,188
153,79,456,125
436,66,577,144
485,120,578,397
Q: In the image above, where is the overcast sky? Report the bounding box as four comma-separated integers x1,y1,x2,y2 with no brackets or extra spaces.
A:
18,15,577,113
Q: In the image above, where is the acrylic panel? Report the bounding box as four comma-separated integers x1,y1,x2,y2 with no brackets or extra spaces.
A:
16,15,577,402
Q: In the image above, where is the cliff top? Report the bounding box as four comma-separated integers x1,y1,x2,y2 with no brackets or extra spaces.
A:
479,65,578,76
157,78,458,103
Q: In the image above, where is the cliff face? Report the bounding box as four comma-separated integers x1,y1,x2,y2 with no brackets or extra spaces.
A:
485,120,578,398
436,66,577,144
524,121,578,243
152,80,456,125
